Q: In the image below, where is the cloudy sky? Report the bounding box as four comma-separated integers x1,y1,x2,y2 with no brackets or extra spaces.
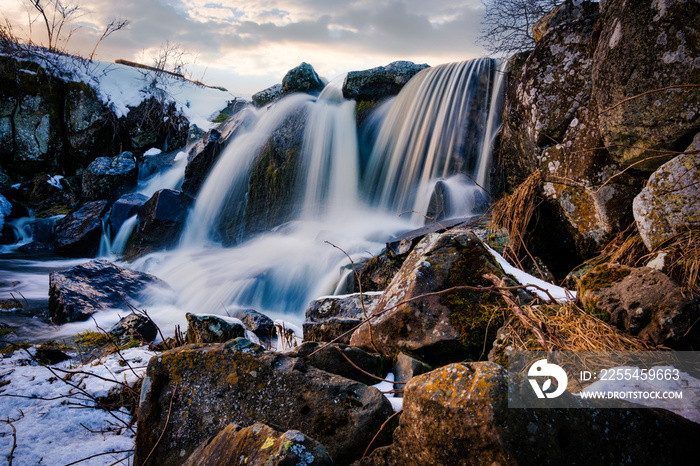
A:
4,0,489,97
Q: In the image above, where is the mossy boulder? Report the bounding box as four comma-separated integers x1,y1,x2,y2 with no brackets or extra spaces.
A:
281,62,325,95
134,339,394,466
633,147,700,250
360,362,700,465
578,263,700,348
183,423,332,466
349,229,507,365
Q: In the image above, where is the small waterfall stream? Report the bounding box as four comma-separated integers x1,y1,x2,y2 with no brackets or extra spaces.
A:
1,58,507,337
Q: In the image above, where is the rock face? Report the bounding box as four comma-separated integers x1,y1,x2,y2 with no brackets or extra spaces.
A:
363,362,700,465
303,293,383,344
633,149,700,250
577,263,700,348
281,62,325,95
135,339,394,466
183,423,332,466
48,259,167,323
350,229,506,364
185,313,246,344
81,151,138,201
52,200,108,256
497,0,700,261
342,61,429,101
125,189,189,257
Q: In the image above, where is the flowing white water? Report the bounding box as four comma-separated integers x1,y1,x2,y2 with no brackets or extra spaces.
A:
1,58,507,337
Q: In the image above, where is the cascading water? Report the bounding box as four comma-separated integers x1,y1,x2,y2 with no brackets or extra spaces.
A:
362,58,505,220
1,57,506,338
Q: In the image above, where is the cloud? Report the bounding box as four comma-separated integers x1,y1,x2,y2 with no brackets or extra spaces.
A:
3,0,488,95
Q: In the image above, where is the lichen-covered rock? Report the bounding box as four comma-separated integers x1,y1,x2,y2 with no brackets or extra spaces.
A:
134,339,394,466
52,200,108,256
633,149,700,250
360,362,700,465
303,292,383,344
532,0,599,42
183,423,332,466
287,342,385,387
82,151,138,201
185,313,246,344
281,62,325,95
48,259,168,323
252,83,283,107
349,229,507,365
577,263,700,348
592,0,700,165
342,61,429,101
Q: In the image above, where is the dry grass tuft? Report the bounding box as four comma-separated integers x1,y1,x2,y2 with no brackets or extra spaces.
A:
656,226,700,294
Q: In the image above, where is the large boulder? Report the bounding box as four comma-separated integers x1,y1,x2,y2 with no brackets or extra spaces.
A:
52,200,108,256
304,292,383,344
342,61,429,101
81,151,138,201
135,339,394,466
591,0,700,165
183,423,332,466
633,148,700,250
281,62,325,95
48,259,168,323
577,263,700,348
350,229,507,365
125,189,189,257
361,362,700,465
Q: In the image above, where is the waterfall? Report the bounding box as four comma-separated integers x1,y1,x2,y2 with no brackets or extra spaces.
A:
362,58,504,221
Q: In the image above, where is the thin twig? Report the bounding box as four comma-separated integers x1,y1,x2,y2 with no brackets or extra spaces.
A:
64,449,134,466
601,84,700,113
325,241,379,353
333,346,406,385
362,409,402,459
1,416,19,466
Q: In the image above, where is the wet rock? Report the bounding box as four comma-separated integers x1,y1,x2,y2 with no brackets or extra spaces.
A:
342,61,429,101
287,342,385,386
350,229,507,365
303,293,383,344
577,263,700,348
110,312,158,343
361,362,700,465
633,148,700,250
125,189,189,257
82,151,138,201
183,423,332,466
52,200,108,256
231,308,275,338
108,193,148,238
281,62,325,95
185,313,245,344
135,339,394,466
48,259,168,324
252,83,282,107
182,108,252,197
